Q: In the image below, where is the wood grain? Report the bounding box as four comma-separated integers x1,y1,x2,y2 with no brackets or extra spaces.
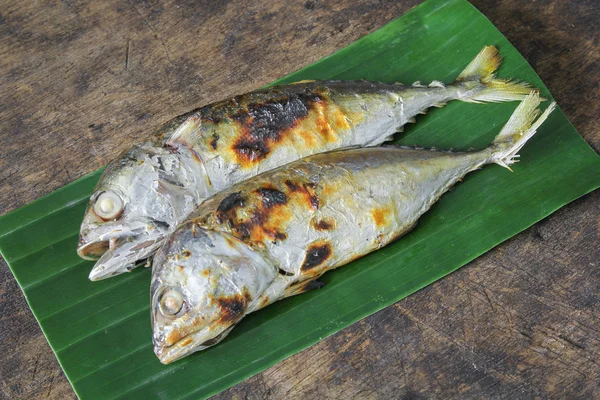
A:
0,0,598,398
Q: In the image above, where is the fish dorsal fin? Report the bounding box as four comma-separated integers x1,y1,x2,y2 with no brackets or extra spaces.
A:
428,80,445,88
165,114,202,148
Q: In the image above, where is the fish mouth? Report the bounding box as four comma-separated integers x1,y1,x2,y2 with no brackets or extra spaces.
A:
154,323,232,364
87,235,163,281
77,237,118,260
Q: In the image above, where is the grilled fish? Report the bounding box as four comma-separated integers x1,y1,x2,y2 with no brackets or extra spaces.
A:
77,46,534,280
150,93,555,364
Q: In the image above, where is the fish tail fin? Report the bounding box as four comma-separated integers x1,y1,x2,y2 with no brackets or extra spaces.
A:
488,92,556,170
455,46,535,103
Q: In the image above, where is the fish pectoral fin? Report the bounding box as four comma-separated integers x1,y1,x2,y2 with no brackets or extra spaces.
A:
283,278,325,298
165,114,201,148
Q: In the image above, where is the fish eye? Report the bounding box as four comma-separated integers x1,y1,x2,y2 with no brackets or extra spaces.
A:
160,288,185,316
93,191,124,221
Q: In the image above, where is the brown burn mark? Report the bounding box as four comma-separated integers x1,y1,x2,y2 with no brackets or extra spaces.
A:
214,187,290,244
264,229,287,242
210,133,219,150
274,231,288,240
234,214,288,244
228,88,353,167
259,296,270,308
298,129,316,147
283,179,300,192
372,206,391,229
211,178,324,247
300,241,332,272
166,330,182,345
285,278,325,297
217,192,244,214
278,268,294,277
214,288,252,324
230,94,315,164
181,250,191,258
284,179,319,210
312,216,335,231
256,186,287,209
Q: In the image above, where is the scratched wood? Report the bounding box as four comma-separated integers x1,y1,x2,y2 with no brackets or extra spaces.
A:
0,1,598,398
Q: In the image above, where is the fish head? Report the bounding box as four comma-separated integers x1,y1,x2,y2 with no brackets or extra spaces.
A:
78,143,197,280
151,226,276,364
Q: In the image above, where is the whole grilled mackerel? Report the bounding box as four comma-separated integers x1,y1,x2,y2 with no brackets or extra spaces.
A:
151,93,555,364
77,46,534,280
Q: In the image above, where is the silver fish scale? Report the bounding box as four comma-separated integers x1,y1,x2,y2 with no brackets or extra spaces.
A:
194,85,463,194
187,147,489,310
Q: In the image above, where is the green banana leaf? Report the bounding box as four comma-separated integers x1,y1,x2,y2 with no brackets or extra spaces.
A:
1,0,599,398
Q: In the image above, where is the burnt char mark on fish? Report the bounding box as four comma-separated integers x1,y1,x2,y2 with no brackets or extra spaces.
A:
270,230,288,241
298,279,325,292
313,217,335,231
283,179,300,192
214,187,288,243
371,207,390,229
210,133,219,150
214,288,252,324
231,91,322,163
256,187,287,209
217,192,244,214
233,138,269,161
278,268,294,276
286,278,326,296
300,241,332,272
181,250,191,258
284,179,319,210
314,220,331,230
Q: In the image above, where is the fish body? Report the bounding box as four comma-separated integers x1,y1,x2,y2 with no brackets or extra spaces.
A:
151,93,555,364
78,46,534,280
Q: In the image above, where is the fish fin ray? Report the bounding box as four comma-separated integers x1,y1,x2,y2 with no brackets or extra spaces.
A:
489,92,556,169
455,46,535,103
428,80,445,88
165,114,202,147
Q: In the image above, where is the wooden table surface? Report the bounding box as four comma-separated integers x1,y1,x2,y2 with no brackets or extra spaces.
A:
1,0,598,398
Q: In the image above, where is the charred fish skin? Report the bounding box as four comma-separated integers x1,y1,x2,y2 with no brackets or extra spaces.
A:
164,47,533,194
80,46,535,280
151,93,556,363
187,147,487,309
